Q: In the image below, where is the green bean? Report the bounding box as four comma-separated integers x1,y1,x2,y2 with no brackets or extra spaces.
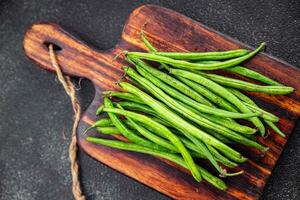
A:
116,101,157,116
226,66,283,86
96,127,122,135
244,103,279,122
195,60,283,86
104,97,165,151
102,91,144,104
227,88,285,137
118,81,248,163
83,118,114,135
141,30,171,71
127,77,150,93
199,113,257,135
153,49,249,60
126,43,265,70
198,72,294,95
141,30,157,52
265,120,285,137
134,62,261,119
86,137,226,190
177,76,237,111
128,57,213,106
170,68,266,135
115,101,173,127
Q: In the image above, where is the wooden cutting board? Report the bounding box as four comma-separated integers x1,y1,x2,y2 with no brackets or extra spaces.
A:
23,4,300,200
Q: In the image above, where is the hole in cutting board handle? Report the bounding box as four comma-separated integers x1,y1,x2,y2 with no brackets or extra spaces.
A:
43,41,62,51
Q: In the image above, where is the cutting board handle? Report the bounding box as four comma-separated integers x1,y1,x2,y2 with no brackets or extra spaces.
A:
23,23,122,88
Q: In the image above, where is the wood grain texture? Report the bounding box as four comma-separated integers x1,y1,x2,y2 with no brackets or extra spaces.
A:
23,4,300,200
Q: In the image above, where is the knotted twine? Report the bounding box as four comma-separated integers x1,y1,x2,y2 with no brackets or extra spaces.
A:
48,44,86,200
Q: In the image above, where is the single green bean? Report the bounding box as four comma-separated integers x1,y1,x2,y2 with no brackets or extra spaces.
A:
198,72,294,95
153,49,249,60
226,66,282,86
199,113,257,135
96,127,121,135
116,101,157,116
83,118,114,135
102,91,144,104
126,43,265,70
86,136,226,190
195,60,283,86
170,68,266,135
141,30,157,52
141,30,171,70
265,120,285,137
135,62,261,119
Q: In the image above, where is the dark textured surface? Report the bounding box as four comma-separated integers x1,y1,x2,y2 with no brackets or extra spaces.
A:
0,0,299,200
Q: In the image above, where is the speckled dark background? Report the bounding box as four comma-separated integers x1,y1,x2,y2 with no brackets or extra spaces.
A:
0,0,299,199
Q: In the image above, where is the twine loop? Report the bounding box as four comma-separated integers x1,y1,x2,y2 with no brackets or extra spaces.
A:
49,44,85,200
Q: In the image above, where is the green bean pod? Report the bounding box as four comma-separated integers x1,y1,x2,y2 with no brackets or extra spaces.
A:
126,43,265,70
102,91,144,104
199,72,294,95
226,66,283,86
96,127,122,135
153,49,249,60
195,60,283,86
83,118,114,135
86,137,226,190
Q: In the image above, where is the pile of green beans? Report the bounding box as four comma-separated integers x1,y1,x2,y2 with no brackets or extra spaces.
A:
84,30,294,190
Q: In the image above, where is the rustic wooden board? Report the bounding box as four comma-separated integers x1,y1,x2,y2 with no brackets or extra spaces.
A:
23,4,300,200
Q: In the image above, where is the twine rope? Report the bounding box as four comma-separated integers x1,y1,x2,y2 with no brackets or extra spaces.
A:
49,44,86,200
